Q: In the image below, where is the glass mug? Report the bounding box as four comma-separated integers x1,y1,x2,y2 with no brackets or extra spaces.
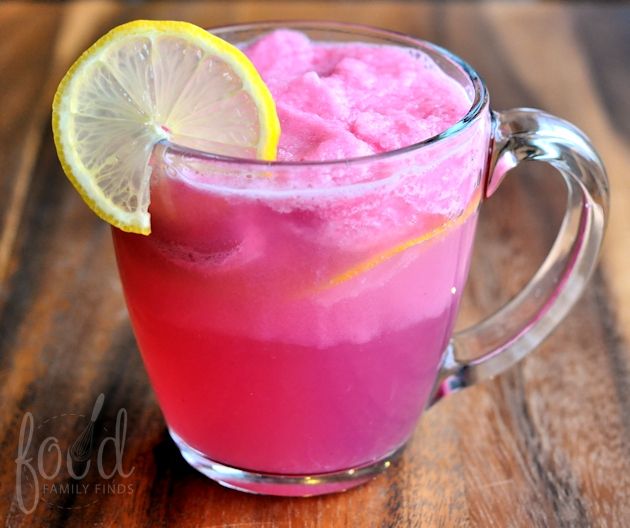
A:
112,22,609,496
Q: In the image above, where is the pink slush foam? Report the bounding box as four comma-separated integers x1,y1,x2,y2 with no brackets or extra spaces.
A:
244,30,472,161
158,30,487,254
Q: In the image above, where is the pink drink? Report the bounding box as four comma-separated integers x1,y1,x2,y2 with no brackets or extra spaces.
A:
113,30,490,482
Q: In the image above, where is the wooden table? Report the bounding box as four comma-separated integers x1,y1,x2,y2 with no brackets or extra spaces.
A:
1,1,628,526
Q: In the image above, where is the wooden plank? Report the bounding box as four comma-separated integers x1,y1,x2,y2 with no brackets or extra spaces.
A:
0,2,628,526
0,3,61,288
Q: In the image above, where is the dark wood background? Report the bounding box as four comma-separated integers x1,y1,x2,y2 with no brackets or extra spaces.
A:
1,1,629,526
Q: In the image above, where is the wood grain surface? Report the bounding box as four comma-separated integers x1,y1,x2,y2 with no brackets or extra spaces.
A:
1,1,629,526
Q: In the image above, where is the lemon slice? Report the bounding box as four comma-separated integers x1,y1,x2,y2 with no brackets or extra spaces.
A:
52,20,280,234
325,192,481,288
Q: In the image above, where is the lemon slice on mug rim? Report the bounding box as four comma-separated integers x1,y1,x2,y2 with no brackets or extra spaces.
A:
52,20,280,235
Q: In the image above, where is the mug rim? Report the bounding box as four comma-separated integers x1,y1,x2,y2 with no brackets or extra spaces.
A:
162,20,489,169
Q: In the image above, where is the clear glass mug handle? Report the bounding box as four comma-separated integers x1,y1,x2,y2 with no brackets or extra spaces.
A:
431,108,610,402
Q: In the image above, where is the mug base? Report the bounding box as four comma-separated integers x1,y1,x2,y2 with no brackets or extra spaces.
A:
169,429,405,496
